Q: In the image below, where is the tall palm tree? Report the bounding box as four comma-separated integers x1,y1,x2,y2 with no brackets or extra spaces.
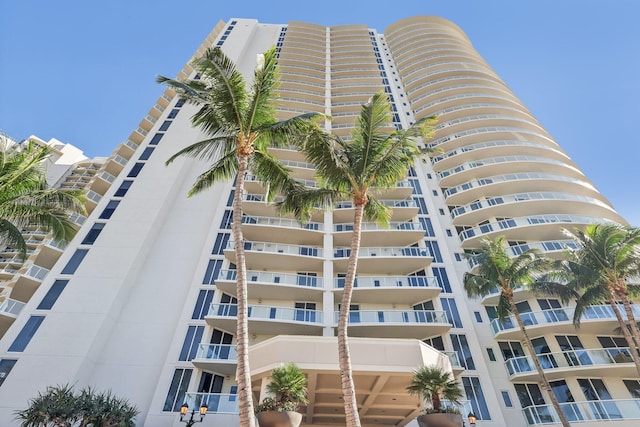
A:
157,47,323,427
279,92,436,427
0,138,86,260
560,224,640,376
463,237,572,427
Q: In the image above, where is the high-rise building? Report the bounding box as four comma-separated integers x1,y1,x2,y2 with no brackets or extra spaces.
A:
0,16,635,427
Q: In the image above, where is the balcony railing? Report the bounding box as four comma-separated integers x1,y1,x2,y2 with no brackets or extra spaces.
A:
334,246,430,258
333,222,422,232
0,298,25,317
490,305,640,335
443,351,462,369
209,303,324,325
523,399,640,425
219,270,322,288
333,275,439,289
333,309,447,325
194,344,237,362
227,241,323,257
505,348,634,376
25,264,50,281
241,216,323,231
183,393,238,414
334,199,417,209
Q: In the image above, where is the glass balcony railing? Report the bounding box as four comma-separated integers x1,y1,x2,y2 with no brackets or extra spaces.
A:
333,309,447,325
0,298,25,317
227,241,323,257
523,399,640,425
333,275,439,289
334,246,431,258
194,344,237,362
334,221,422,232
219,270,322,288
334,199,417,209
25,264,49,281
467,239,582,269
490,305,640,335
183,393,238,414
443,351,462,369
241,216,324,231
438,155,567,179
208,303,324,325
505,348,634,376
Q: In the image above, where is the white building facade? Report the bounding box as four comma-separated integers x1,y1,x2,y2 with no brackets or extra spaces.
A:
0,16,636,427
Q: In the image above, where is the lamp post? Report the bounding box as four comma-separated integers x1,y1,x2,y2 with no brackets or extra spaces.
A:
467,412,477,427
179,403,208,427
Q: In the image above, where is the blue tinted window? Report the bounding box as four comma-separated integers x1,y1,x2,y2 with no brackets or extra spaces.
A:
99,200,120,219
212,233,230,255
451,334,475,370
81,223,105,245
8,316,45,352
127,163,144,178
179,326,204,361
159,121,171,131
424,240,442,262
462,377,491,420
167,109,180,119
441,297,462,328
149,133,164,145
501,390,513,407
432,267,451,293
139,147,155,161
163,369,192,412
192,290,215,319
114,180,133,197
61,250,89,274
37,280,69,310
0,359,17,386
202,260,223,285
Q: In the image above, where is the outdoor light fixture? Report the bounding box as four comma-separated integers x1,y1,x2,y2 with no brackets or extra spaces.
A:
179,403,208,426
468,412,477,427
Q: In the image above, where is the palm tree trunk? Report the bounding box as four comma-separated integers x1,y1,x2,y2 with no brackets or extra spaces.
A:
233,154,256,427
609,296,640,377
509,299,571,427
338,202,364,427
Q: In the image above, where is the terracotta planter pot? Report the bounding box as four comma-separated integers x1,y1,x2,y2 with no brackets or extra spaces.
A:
416,413,463,427
256,410,303,427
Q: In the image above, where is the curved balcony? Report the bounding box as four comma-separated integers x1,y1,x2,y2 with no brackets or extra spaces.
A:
206,303,324,335
333,199,419,222
241,216,324,246
333,275,441,304
0,298,25,336
443,172,599,206
490,304,640,339
244,175,318,194
505,348,637,381
333,221,424,246
333,309,450,338
279,159,316,179
451,192,620,226
191,344,237,375
241,194,323,222
333,246,432,275
224,241,323,271
215,270,323,302
523,399,640,425
183,392,238,415
458,214,607,248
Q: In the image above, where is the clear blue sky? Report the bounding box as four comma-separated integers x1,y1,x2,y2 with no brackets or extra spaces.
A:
1,1,639,225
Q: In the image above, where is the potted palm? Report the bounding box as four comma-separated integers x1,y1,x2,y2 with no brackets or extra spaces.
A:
255,363,308,427
406,365,465,427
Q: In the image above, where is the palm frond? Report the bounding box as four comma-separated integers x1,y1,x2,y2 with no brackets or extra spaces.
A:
186,148,239,197
165,135,236,165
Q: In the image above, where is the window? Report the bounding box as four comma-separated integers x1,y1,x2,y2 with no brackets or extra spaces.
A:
414,197,428,214
441,298,462,328
127,162,144,178
501,390,513,407
226,190,235,207
149,133,164,145
426,173,432,179
438,208,445,215
175,99,185,108
474,311,483,322
167,109,180,119
99,200,120,219
446,229,452,237
8,316,45,352
139,147,155,161
81,223,105,245
409,179,422,194
163,369,192,412
114,180,133,197
419,217,435,236
514,383,545,408
498,341,525,360
462,377,490,420
454,253,462,262
432,267,451,293
424,240,442,262
220,210,232,229
159,120,172,131
623,379,640,398
451,334,475,370
37,280,69,310
486,348,496,362
432,190,438,196
0,359,17,386
179,326,204,361
61,249,89,274
212,233,230,255
202,260,223,285
192,290,215,319
423,336,444,351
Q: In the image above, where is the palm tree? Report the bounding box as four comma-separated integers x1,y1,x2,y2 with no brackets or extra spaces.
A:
406,365,463,413
256,363,308,412
463,237,572,427
560,224,640,376
157,46,323,427
279,92,436,427
0,138,87,260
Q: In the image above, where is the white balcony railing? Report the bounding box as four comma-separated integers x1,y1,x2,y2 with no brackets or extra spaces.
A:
333,275,439,289
194,344,237,362
333,246,430,258
333,221,422,232
0,298,25,317
25,264,49,281
241,216,323,231
333,309,447,325
523,399,640,425
209,303,324,325
183,393,238,414
505,348,634,376
219,270,322,288
227,241,323,257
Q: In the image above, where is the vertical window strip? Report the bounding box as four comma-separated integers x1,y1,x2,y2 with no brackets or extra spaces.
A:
192,290,215,319
8,316,45,352
450,334,475,370
462,377,491,420
37,280,69,310
163,369,193,412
